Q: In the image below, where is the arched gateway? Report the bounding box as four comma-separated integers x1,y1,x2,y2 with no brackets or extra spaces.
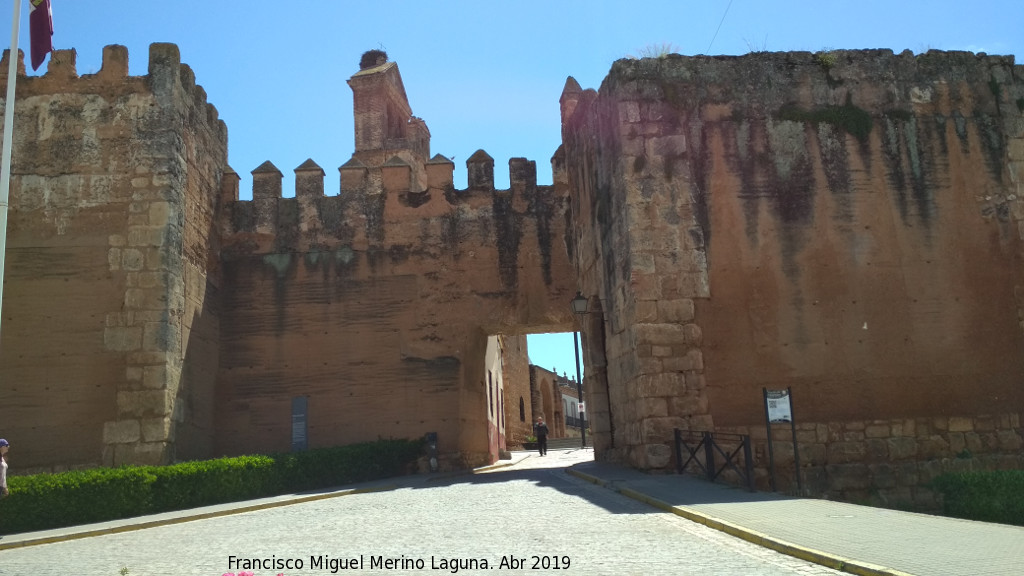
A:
2,45,1023,503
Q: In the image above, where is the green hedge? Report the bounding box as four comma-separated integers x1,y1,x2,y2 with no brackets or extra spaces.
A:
931,470,1024,526
0,439,422,534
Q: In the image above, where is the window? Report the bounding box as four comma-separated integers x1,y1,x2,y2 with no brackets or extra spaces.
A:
519,397,525,422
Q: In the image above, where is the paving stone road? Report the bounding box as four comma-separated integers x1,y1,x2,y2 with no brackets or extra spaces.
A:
0,449,842,576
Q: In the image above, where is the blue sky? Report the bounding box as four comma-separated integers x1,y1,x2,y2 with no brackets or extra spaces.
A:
13,0,1023,377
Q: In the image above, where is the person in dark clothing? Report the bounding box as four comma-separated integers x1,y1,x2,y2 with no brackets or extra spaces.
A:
533,416,549,456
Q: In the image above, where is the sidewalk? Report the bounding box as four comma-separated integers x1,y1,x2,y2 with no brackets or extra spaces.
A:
568,460,1024,576
0,452,533,551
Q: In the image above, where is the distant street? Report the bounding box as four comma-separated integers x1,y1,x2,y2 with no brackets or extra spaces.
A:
0,449,841,575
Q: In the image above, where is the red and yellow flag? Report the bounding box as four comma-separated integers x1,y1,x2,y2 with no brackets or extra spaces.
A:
29,0,53,71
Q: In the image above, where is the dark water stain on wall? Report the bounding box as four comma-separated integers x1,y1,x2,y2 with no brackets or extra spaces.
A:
527,187,558,287
493,192,522,289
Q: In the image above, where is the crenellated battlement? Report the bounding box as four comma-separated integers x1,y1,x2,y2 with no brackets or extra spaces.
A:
228,150,566,201
220,151,569,258
1,44,225,137
1,43,228,213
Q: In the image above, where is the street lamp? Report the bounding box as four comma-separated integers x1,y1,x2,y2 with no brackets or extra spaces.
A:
570,291,589,315
570,292,588,448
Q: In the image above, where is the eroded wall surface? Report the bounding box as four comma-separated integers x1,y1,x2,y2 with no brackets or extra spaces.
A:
563,49,1024,503
213,60,577,467
0,44,227,470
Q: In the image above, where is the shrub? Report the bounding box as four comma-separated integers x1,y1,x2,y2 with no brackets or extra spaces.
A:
147,454,279,513
3,467,155,533
931,470,1024,526
0,438,422,534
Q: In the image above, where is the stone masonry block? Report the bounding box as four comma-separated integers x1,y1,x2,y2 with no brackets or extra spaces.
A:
103,419,141,444
634,373,686,397
636,398,668,418
886,437,918,460
948,432,966,455
800,443,827,466
1009,138,1024,161
148,201,171,226
642,443,672,469
864,424,890,438
641,417,687,444
104,326,142,351
828,441,867,464
125,288,167,310
121,248,144,271
144,320,180,352
997,431,1023,451
107,247,121,270
633,323,700,346
127,225,166,247
143,364,170,389
917,436,950,459
948,417,973,432
133,271,161,289
681,323,702,345
655,301,696,323
635,300,658,322
684,371,705,390
141,417,174,442
118,389,174,417
796,430,818,443
663,348,703,372
689,414,714,431
115,442,168,466
826,463,871,490
866,439,888,460
976,416,995,432
669,392,707,416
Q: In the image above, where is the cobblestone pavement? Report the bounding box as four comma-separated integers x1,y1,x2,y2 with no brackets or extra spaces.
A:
0,449,842,576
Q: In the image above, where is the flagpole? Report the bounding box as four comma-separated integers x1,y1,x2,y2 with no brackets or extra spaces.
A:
0,0,20,343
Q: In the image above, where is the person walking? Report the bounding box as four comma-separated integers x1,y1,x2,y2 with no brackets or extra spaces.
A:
533,416,549,456
0,439,9,498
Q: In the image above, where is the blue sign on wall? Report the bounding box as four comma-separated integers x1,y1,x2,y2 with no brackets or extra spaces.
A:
291,396,308,452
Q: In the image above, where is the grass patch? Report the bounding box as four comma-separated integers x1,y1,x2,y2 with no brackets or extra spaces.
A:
931,470,1024,526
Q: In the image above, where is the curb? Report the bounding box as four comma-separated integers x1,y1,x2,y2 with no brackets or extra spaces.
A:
0,457,538,549
566,468,915,576
0,484,398,551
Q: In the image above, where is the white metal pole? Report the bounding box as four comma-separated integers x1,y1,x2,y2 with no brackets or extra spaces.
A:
0,0,20,343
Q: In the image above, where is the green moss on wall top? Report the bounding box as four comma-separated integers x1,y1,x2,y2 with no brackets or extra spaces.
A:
777,94,873,144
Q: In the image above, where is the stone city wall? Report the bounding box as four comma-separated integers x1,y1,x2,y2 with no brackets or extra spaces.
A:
563,49,1024,497
718,412,1023,507
0,44,227,470
213,107,577,465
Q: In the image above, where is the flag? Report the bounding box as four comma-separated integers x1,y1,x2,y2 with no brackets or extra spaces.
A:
29,0,53,71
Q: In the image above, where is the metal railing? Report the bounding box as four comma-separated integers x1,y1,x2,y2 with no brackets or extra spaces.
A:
565,415,587,428
674,429,755,491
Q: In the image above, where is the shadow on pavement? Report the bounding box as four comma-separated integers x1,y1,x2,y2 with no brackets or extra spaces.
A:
400,449,797,515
